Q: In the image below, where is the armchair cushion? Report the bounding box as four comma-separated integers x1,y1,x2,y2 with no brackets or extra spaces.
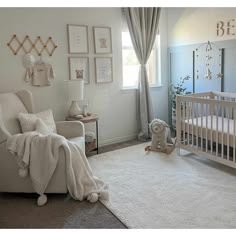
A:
35,119,53,135
18,109,57,133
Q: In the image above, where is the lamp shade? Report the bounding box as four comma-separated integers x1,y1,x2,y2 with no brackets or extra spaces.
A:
68,80,84,101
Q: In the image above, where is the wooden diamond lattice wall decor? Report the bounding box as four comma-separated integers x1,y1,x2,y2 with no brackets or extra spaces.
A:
7,35,57,56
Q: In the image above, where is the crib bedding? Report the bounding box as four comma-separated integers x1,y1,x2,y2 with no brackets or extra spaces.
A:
184,115,236,147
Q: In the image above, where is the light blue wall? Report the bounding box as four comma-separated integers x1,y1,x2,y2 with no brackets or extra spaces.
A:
168,39,236,123
169,39,236,93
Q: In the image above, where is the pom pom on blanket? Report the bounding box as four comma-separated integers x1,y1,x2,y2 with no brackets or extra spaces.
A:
86,189,109,203
37,194,47,206
87,193,99,203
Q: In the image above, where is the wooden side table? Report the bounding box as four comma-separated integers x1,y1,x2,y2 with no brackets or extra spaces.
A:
66,114,99,154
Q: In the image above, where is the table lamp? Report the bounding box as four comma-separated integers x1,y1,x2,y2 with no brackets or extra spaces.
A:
68,79,84,118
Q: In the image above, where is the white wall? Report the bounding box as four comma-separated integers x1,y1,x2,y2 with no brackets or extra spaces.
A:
0,8,138,146
168,7,236,47
0,8,169,146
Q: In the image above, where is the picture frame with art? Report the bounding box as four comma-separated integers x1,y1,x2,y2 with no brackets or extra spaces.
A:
67,24,89,54
69,57,89,84
93,27,112,54
95,57,113,83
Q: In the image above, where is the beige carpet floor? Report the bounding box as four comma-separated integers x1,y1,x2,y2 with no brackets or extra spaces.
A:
88,143,236,229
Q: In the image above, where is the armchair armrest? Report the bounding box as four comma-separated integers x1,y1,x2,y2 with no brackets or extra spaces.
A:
0,127,11,145
0,105,11,145
56,121,85,139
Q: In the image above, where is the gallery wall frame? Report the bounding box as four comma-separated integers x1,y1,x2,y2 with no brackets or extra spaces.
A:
69,57,90,84
67,24,89,54
95,57,113,83
93,26,112,54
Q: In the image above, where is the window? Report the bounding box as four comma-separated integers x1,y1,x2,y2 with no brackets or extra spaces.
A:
122,31,160,89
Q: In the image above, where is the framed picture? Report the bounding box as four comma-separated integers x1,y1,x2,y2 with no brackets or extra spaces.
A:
95,57,113,83
69,57,89,84
93,27,112,54
67,24,89,53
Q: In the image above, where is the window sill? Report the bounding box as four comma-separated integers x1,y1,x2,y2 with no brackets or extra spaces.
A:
150,84,164,89
121,87,137,91
121,84,163,92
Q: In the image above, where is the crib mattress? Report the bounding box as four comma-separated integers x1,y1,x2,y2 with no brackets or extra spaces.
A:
184,115,236,146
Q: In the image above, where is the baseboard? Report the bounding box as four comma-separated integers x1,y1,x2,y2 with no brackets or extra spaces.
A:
99,133,138,147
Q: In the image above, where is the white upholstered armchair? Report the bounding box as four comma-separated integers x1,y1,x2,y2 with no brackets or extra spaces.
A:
0,90,85,194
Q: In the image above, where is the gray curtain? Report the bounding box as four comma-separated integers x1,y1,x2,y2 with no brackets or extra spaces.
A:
124,7,161,141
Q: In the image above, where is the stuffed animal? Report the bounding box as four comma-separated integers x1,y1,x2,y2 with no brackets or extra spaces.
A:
149,119,173,152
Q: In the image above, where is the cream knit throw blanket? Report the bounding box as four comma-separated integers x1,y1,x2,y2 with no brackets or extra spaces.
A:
6,132,109,204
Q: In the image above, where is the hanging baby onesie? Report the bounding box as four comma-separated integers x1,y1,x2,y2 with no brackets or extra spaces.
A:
30,62,55,87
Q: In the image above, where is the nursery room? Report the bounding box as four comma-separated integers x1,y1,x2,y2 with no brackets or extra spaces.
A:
1,0,236,231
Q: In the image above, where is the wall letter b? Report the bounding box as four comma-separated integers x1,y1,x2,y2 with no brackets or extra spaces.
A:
217,21,224,36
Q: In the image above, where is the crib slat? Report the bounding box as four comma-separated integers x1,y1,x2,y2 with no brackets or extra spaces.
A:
234,110,236,162
216,105,219,157
221,106,224,159
227,107,230,161
210,108,213,155
201,103,203,151
183,101,186,145
231,98,234,118
196,103,199,149
187,101,190,146
192,102,194,147
206,104,208,153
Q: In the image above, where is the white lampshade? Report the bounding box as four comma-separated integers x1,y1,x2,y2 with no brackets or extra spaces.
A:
68,79,84,101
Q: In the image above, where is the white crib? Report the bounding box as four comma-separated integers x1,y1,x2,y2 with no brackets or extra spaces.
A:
176,91,236,168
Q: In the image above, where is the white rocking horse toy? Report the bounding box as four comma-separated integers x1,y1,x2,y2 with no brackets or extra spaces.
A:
145,119,176,154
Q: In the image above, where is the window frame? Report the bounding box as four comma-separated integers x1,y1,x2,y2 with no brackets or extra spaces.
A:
121,32,161,90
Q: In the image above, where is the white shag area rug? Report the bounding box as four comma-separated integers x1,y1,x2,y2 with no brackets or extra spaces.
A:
88,143,236,229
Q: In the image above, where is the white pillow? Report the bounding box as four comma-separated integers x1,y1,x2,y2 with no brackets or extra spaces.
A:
18,109,57,133
35,118,52,135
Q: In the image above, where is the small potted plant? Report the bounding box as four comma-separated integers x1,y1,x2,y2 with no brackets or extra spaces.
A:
169,76,191,129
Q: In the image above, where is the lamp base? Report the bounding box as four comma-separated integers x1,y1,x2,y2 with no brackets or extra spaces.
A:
68,101,82,117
